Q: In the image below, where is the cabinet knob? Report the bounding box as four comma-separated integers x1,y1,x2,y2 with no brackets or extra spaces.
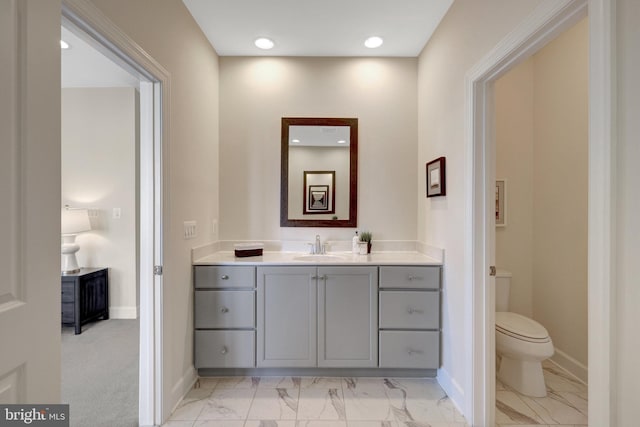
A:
407,349,424,355
407,307,424,315
221,346,228,355
407,276,423,281
220,307,229,313
221,275,229,280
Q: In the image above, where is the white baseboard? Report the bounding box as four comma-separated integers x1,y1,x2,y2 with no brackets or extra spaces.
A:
437,367,465,418
550,348,588,384
169,365,198,417
108,306,138,319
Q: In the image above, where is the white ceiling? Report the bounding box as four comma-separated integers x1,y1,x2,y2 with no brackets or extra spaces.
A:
61,26,139,88
61,1,453,87
182,0,454,57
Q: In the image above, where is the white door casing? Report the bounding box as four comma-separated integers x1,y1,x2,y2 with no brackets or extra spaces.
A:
464,0,610,425
0,0,63,404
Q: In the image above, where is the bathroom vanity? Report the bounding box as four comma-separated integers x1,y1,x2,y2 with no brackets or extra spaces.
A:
193,252,442,375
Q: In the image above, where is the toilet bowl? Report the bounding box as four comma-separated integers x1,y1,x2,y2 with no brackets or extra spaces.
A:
496,311,554,397
495,270,554,397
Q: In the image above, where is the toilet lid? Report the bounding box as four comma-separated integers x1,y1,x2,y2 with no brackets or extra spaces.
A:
496,312,550,342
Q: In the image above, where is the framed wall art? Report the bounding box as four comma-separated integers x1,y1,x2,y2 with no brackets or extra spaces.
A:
496,179,507,227
426,157,446,197
303,170,335,215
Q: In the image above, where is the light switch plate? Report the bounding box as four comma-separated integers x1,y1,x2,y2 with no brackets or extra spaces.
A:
184,221,196,239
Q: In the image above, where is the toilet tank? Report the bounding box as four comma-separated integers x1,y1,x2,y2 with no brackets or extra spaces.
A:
495,269,512,312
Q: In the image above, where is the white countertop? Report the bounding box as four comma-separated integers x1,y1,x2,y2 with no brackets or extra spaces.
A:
193,251,442,266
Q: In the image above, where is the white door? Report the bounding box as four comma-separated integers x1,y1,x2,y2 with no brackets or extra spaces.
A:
0,0,63,403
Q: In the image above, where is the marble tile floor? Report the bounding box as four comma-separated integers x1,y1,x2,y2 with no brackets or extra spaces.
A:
496,360,588,427
163,376,469,427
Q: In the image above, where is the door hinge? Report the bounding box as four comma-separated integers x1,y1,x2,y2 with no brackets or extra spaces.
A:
154,265,163,276
489,266,496,276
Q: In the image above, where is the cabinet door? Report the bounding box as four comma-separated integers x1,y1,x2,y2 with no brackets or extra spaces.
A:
257,266,317,367
318,266,378,367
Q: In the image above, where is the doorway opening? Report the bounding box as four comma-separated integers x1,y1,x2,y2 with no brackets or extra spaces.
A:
464,0,616,425
493,16,589,424
60,23,141,426
61,1,169,423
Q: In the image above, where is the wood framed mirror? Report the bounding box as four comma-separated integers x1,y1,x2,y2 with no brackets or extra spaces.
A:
281,117,358,227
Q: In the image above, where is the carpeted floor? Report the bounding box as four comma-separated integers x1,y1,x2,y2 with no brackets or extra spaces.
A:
61,319,139,427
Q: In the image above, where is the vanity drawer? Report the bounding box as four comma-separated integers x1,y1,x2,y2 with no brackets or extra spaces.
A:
195,290,255,329
379,330,439,369
195,330,255,368
379,266,440,290
379,291,439,330
195,266,256,289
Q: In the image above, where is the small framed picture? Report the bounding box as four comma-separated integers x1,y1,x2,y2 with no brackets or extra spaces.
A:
308,185,329,211
496,179,507,227
303,171,335,215
426,157,446,197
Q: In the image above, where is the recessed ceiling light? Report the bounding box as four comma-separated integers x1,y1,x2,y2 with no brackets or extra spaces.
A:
292,139,300,143
364,36,383,49
254,37,274,50
60,40,70,49
337,140,347,144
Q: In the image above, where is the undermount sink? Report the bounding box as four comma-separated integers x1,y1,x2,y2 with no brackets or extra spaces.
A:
293,254,348,262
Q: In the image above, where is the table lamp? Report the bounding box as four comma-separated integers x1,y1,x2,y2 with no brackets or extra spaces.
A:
61,206,91,275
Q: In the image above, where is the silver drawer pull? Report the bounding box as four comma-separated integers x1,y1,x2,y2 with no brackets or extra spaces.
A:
407,308,424,315
220,307,229,313
407,276,424,281
221,346,228,355
221,275,230,280
407,349,424,355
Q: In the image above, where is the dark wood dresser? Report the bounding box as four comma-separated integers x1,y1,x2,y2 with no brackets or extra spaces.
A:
61,267,109,334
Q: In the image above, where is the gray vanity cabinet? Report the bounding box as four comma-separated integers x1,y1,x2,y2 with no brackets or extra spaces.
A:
194,266,256,369
257,266,317,367
318,266,378,367
378,266,441,369
256,265,378,368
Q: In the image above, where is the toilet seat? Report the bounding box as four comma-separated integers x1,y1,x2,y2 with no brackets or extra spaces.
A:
496,312,550,343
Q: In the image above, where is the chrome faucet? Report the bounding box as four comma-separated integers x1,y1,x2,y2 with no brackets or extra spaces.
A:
307,235,326,254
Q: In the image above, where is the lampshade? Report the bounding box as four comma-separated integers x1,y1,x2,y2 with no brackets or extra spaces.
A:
61,208,91,235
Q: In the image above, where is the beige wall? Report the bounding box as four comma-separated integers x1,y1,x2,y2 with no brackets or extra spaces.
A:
219,57,418,242
417,0,544,406
288,146,350,220
615,0,640,422
62,87,139,319
495,18,589,380
88,0,220,418
495,57,535,318
532,18,588,376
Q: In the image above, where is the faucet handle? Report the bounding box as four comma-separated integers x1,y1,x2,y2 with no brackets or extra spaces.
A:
307,242,316,254
322,242,329,254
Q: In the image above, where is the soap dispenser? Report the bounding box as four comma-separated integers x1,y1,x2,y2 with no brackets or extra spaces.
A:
352,231,359,254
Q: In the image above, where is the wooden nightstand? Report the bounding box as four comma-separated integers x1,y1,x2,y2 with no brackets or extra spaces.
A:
61,267,109,334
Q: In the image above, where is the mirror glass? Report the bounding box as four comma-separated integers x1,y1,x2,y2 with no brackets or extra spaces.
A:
281,117,357,227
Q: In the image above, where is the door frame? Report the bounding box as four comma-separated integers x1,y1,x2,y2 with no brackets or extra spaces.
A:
61,1,169,425
466,0,614,425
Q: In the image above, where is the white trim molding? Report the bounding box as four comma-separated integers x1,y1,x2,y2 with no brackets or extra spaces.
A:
587,0,616,425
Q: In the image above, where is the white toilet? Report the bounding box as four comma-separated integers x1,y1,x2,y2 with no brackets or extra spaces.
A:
495,269,554,397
